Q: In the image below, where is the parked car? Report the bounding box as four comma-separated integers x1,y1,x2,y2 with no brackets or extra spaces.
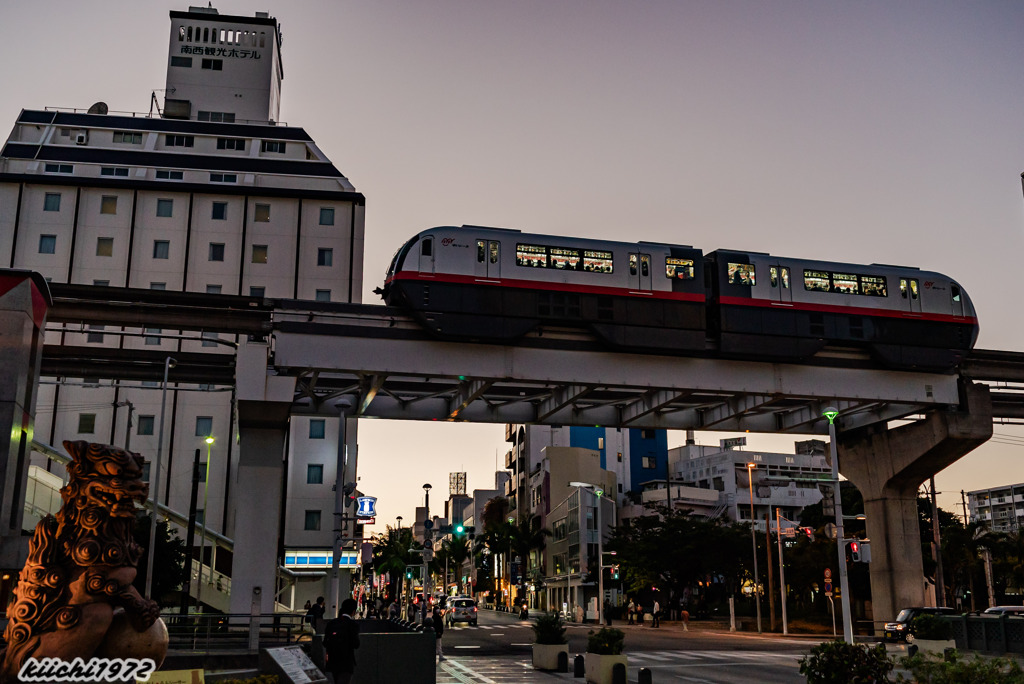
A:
446,598,478,626
984,606,1024,616
883,607,957,643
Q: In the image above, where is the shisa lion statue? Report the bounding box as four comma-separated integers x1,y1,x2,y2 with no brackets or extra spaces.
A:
0,441,168,682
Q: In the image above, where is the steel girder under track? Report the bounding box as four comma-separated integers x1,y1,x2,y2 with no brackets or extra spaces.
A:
273,329,964,435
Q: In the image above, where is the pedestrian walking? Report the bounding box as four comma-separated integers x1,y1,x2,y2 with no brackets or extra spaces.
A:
652,599,661,628
310,596,326,633
324,598,360,684
575,604,584,624
603,600,612,626
431,606,445,661
627,599,635,625
388,601,399,619
681,608,690,631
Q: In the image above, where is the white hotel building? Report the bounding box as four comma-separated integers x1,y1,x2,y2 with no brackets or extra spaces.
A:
0,6,365,609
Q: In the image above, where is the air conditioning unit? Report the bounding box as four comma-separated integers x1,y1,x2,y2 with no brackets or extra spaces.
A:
75,132,88,145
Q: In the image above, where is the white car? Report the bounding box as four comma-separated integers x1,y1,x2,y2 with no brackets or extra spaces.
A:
446,598,478,626
984,606,1024,616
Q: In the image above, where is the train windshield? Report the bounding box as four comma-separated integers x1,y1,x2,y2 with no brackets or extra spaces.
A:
387,237,418,278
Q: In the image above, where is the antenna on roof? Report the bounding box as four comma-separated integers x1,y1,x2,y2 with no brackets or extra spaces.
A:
86,102,108,115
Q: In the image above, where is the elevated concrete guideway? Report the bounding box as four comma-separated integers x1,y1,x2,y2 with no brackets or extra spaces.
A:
11,279,1024,621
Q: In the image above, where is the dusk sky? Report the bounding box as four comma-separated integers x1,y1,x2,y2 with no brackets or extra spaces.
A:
2,1,1022,527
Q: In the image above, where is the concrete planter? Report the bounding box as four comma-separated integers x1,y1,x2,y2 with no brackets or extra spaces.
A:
584,653,628,684
532,643,569,670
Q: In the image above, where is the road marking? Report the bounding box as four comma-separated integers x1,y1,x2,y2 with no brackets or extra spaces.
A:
447,658,497,684
453,645,481,649
490,633,505,636
511,643,532,646
637,653,671,661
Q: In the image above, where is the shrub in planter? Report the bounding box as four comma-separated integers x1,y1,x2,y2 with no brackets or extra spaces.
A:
898,650,1024,684
908,613,953,641
533,611,568,645
798,641,893,684
586,627,625,655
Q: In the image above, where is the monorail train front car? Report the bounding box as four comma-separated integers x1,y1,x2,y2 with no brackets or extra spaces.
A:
379,225,979,371
379,226,708,351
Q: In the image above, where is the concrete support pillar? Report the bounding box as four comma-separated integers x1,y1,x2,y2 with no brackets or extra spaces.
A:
837,382,992,623
0,272,50,569
229,340,296,615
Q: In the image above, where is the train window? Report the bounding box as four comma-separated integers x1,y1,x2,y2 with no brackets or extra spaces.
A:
861,275,887,297
951,284,961,302
516,243,548,268
909,279,919,300
489,241,499,264
421,239,432,257
629,254,638,276
900,279,908,298
770,266,778,287
640,255,650,277
550,247,580,270
728,263,755,286
781,268,790,288
665,257,694,280
831,272,859,295
477,240,486,263
804,270,830,292
583,250,614,273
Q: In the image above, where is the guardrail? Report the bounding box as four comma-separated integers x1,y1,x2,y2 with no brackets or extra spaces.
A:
162,612,305,653
948,614,1024,655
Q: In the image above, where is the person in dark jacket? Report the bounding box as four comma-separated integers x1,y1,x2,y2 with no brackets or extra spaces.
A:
431,606,445,661
324,598,360,684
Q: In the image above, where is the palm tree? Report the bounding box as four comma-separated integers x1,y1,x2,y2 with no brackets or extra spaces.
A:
443,534,472,594
372,525,417,601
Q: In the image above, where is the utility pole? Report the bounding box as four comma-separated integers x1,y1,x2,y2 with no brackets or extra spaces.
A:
765,512,776,631
928,477,946,607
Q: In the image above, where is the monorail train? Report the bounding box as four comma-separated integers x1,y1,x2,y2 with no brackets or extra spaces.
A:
377,226,979,371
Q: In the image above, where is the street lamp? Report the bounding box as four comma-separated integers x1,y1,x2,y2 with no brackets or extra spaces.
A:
196,435,215,610
569,481,604,625
422,484,431,622
746,463,762,634
824,406,854,643
506,515,514,611
396,516,403,608
144,356,175,601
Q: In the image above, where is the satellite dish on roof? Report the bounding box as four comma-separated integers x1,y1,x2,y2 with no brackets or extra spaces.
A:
87,102,108,115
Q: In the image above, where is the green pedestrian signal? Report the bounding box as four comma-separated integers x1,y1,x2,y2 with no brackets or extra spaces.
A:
455,524,465,535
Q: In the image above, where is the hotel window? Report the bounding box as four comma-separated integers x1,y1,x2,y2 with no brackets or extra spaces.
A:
254,204,271,222
150,282,166,290
43,193,61,212
199,111,235,123
195,416,213,437
137,416,155,436
206,285,222,294
86,325,105,344
44,163,73,174
201,58,223,70
315,290,331,302
317,248,333,267
77,414,96,434
261,141,286,153
319,207,335,225
211,202,227,221
309,420,326,439
113,131,142,144
209,243,225,261
155,170,183,180
100,167,129,177
156,199,173,217
210,173,237,183
165,135,194,147
96,237,114,257
144,328,161,345
202,332,219,347
93,280,109,287
252,245,268,264
216,138,246,151
153,240,170,259
170,56,192,68
307,465,324,485
100,196,117,215
249,286,265,298
38,235,56,254
642,456,656,469
304,510,321,531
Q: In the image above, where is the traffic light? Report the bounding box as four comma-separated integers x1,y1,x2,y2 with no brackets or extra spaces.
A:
465,525,475,539
455,524,465,535
406,569,412,579
802,527,814,540
849,540,861,562
611,564,620,580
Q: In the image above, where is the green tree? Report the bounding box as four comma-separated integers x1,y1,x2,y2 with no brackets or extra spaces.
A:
132,513,190,607
372,525,418,600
